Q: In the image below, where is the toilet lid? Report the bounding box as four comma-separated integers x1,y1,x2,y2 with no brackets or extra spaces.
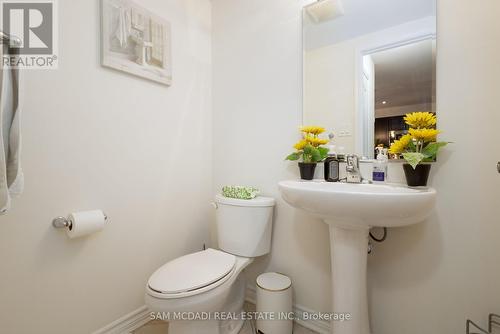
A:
148,248,236,295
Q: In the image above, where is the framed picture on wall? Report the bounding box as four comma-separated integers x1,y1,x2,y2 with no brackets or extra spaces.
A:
101,0,172,86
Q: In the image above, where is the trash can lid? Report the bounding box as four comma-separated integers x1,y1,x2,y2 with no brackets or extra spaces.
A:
256,272,292,291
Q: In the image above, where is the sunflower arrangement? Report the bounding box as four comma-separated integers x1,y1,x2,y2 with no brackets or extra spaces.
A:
286,126,329,163
389,112,447,169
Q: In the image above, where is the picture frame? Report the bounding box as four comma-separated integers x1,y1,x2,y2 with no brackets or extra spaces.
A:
101,0,172,86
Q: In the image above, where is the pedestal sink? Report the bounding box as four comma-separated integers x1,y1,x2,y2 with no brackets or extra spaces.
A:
278,180,436,334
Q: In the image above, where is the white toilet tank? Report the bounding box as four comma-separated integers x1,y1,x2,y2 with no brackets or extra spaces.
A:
215,194,275,257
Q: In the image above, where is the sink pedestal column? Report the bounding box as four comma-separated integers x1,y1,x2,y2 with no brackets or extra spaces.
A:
326,222,370,334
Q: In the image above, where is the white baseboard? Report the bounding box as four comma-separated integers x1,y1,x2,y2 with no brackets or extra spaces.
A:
91,287,331,334
91,305,151,334
245,285,331,334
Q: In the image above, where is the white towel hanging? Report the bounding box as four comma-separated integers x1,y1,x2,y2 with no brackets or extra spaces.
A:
0,46,23,214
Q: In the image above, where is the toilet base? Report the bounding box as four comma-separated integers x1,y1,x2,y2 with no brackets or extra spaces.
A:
165,276,247,334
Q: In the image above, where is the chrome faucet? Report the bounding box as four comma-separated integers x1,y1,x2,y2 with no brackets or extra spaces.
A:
346,154,362,183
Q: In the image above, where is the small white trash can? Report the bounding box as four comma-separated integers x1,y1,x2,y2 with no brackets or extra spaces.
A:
256,272,293,334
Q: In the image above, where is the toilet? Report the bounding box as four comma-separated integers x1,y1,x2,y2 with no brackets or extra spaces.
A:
145,194,275,334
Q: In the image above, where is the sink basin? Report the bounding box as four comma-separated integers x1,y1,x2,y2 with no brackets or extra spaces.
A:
279,180,436,227
278,180,436,334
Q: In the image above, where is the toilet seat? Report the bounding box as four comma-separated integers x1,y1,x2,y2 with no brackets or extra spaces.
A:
147,248,236,299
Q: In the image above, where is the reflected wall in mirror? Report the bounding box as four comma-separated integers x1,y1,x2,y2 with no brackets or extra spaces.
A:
303,0,436,159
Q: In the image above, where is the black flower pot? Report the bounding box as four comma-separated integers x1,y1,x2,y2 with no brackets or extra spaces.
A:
403,163,431,187
298,162,317,180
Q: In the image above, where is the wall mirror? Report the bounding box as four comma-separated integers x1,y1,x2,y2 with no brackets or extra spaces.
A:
303,0,436,159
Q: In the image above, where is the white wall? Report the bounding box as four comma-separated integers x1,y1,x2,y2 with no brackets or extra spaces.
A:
0,1,212,333
304,37,357,152
212,0,332,314
213,1,500,334
369,0,500,332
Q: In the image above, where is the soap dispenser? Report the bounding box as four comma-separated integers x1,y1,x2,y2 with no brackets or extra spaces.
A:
372,147,388,182
324,145,340,182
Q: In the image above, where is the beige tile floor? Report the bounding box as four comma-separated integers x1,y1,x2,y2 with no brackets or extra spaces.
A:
132,320,167,334
132,302,316,334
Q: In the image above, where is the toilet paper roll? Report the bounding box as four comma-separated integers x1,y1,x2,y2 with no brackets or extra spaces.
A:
67,210,106,239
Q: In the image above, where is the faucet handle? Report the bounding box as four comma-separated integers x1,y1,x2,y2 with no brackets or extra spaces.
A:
346,154,359,167
346,154,362,183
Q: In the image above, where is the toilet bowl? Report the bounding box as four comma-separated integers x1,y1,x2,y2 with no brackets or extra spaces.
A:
145,195,275,334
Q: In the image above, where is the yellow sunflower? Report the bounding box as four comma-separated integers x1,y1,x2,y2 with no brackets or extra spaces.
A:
389,134,413,154
300,125,326,135
404,112,437,128
293,139,308,151
305,136,328,147
409,128,440,142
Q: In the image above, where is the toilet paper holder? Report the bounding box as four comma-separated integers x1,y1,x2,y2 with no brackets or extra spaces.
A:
52,213,108,230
